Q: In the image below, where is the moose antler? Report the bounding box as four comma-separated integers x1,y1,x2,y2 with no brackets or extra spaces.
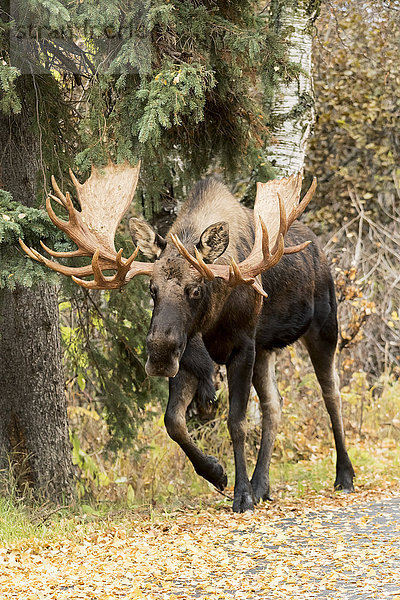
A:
19,161,154,289
20,165,315,295
170,172,316,297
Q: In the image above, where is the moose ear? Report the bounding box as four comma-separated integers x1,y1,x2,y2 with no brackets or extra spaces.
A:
197,221,229,263
129,218,166,259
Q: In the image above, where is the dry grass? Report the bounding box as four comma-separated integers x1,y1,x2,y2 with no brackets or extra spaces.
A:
65,341,400,511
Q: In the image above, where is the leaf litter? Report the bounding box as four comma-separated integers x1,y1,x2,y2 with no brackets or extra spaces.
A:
1,484,400,599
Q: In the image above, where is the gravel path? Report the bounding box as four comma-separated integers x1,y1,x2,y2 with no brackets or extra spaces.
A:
240,497,400,599
3,495,400,599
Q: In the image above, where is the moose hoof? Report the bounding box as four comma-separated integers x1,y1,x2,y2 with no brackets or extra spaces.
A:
196,456,227,491
253,488,273,503
208,457,228,491
197,379,217,406
334,481,354,494
251,478,272,503
334,468,355,493
233,489,255,513
214,471,228,491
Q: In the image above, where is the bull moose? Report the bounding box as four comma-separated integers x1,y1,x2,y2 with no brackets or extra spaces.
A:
20,161,355,512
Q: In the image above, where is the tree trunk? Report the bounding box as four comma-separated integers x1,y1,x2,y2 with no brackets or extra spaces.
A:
0,76,75,502
267,0,320,175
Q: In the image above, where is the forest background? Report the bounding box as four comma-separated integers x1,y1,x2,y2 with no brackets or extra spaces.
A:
0,0,399,511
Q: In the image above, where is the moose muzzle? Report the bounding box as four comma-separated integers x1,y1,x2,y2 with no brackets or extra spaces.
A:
145,320,187,378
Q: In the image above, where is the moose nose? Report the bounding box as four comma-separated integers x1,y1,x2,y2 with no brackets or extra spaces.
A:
145,328,185,378
145,357,179,378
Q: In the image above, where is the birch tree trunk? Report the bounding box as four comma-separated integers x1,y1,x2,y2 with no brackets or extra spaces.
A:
0,76,75,503
267,0,320,175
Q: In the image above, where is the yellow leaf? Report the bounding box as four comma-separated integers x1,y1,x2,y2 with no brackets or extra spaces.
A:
127,587,145,599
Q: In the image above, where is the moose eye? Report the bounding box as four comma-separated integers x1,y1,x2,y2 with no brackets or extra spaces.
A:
187,285,202,301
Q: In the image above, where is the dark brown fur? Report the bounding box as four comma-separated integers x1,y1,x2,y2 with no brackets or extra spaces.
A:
134,178,355,512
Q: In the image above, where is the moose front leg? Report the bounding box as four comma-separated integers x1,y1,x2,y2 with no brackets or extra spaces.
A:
165,367,227,491
227,339,256,513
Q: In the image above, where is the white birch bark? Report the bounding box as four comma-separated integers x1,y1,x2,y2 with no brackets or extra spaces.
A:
267,1,318,176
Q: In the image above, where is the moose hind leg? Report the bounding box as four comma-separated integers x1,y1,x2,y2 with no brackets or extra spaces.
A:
251,349,282,503
303,330,355,492
165,367,227,491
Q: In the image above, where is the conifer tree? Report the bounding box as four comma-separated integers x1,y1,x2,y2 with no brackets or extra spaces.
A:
69,1,302,201
0,1,77,501
1,1,313,479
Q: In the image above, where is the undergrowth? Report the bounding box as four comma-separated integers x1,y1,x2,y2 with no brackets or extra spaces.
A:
64,343,400,509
